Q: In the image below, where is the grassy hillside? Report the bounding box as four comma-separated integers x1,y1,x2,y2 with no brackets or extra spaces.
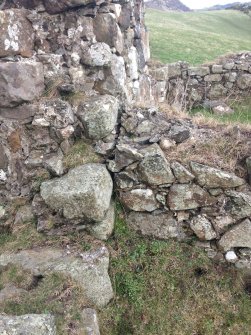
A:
145,9,251,65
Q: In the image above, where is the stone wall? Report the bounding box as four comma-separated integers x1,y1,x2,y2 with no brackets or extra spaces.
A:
0,0,251,273
0,0,150,203
150,52,251,107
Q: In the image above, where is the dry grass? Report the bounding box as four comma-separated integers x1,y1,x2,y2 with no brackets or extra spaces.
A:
63,140,102,170
165,126,251,178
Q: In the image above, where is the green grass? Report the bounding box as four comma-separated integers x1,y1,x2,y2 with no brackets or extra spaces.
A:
99,205,251,335
191,97,251,124
145,9,251,65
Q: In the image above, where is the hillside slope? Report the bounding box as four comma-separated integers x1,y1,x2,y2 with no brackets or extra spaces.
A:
145,0,191,12
145,9,251,64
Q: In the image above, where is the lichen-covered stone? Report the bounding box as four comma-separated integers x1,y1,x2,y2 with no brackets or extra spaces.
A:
190,215,217,241
0,246,113,307
168,184,215,211
224,191,251,220
138,144,175,185
78,95,118,140
43,0,104,14
127,211,186,240
190,162,245,189
0,9,34,58
171,161,195,183
0,314,56,335
40,164,113,221
88,201,115,241
218,219,251,251
120,189,159,212
237,74,251,90
0,61,44,107
81,42,112,67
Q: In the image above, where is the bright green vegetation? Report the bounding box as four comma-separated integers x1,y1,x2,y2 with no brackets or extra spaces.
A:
191,97,251,124
99,205,251,335
145,9,251,65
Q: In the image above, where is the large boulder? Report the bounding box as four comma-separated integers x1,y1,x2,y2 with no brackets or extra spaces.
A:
218,219,251,251
168,184,215,211
0,246,113,307
0,314,56,335
40,164,113,221
0,9,34,58
0,61,44,107
77,95,119,140
138,144,175,185
190,162,245,189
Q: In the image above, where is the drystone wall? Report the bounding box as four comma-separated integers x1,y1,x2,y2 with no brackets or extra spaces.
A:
150,52,251,108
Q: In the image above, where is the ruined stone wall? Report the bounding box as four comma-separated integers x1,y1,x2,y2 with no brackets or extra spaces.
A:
150,52,251,107
0,0,151,202
0,0,251,275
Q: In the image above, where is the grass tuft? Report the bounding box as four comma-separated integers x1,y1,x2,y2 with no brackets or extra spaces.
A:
99,206,251,335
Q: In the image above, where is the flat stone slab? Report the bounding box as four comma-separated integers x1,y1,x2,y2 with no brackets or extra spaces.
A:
0,246,113,308
0,314,56,335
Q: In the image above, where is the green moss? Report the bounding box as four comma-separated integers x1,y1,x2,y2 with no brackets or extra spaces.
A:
63,140,102,170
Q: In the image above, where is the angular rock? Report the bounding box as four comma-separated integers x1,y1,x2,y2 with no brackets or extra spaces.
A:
0,61,44,107
14,205,34,225
209,84,227,99
110,144,143,172
114,171,137,189
43,153,64,176
190,162,245,189
98,54,126,95
93,13,123,54
190,215,217,241
0,314,56,335
212,215,234,234
0,246,113,307
237,74,251,90
33,99,74,129
120,189,159,212
171,161,195,183
127,211,186,240
82,309,100,335
0,104,37,123
78,95,118,140
88,201,115,241
81,42,112,67
218,219,251,251
40,164,113,221
188,67,210,76
43,0,104,14
167,124,190,143
138,144,175,185
168,184,215,211
0,9,34,58
224,190,251,220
